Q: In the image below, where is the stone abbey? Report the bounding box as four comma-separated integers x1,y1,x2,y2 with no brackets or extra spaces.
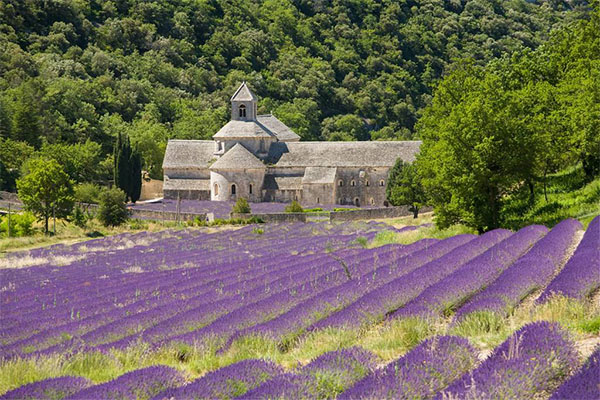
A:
162,82,420,206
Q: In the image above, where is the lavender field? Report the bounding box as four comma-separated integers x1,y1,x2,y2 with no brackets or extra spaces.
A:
1,217,599,400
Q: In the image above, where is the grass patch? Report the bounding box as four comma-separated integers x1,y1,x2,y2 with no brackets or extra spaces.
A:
503,164,600,229
369,223,475,248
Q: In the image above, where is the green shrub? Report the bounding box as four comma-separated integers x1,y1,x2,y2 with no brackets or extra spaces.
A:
97,188,128,227
74,183,102,204
128,218,148,230
232,198,251,214
0,211,35,237
303,207,324,212
71,205,88,228
285,200,303,213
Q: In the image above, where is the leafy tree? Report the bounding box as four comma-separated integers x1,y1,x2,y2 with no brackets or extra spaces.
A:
97,187,128,227
0,212,35,237
386,159,426,218
74,183,102,205
232,197,251,214
16,158,74,234
40,140,103,183
0,138,34,191
417,63,537,232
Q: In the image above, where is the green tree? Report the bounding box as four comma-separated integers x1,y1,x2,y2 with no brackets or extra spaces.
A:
417,63,537,232
16,158,74,234
97,187,128,227
232,197,251,214
386,159,426,218
113,133,142,203
285,200,303,213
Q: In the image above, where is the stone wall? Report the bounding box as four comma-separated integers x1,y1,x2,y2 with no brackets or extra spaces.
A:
231,212,307,223
335,167,390,207
329,206,433,222
129,208,205,222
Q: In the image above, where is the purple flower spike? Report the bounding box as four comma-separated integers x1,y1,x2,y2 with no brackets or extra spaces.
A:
340,336,477,399
550,345,600,400
0,376,91,400
67,366,185,400
437,321,580,399
152,359,283,399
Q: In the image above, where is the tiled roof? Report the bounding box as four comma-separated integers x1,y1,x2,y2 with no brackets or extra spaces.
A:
213,120,275,139
302,167,337,184
210,143,266,170
267,141,421,168
256,114,300,142
162,140,215,169
163,179,210,191
230,81,257,102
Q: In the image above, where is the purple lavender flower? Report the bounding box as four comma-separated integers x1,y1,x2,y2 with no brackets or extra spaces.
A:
392,225,548,319
437,321,580,399
539,216,600,301
550,345,600,400
455,218,582,320
340,336,477,399
152,359,283,399
236,373,316,399
0,376,91,400
66,366,185,400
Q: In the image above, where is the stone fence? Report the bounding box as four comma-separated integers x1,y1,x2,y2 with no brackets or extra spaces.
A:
329,206,433,222
231,212,307,223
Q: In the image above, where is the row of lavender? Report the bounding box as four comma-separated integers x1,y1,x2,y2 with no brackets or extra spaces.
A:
3,322,597,399
0,221,415,358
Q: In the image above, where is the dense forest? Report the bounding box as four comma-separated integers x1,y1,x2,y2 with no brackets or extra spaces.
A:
0,0,587,181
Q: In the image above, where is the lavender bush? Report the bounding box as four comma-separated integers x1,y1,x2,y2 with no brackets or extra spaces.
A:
152,359,283,399
0,377,91,400
550,345,600,400
539,215,600,301
392,225,548,319
65,366,185,400
340,336,477,399
437,321,579,399
455,218,582,320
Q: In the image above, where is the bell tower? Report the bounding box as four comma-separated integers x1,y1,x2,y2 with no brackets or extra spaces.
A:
231,81,257,121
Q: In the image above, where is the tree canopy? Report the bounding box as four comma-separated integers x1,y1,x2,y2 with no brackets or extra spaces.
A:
0,0,585,181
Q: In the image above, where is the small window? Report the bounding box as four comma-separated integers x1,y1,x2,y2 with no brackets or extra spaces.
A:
365,180,370,187
351,180,356,187
370,198,375,205
379,179,385,186
338,180,343,187
214,184,219,196
316,197,320,204
231,184,236,195
239,104,246,118
249,184,253,194
354,198,360,206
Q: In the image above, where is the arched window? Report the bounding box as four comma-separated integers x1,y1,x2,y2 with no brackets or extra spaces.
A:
231,184,236,195
379,179,385,186
316,197,320,204
365,180,370,187
338,180,343,187
354,198,360,207
214,184,219,196
239,104,246,118
249,183,253,194
351,180,356,187
370,198,375,205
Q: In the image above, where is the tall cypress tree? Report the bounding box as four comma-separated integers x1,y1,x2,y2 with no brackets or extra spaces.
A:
113,133,142,203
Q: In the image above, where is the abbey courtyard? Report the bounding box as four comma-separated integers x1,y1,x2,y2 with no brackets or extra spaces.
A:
162,82,421,206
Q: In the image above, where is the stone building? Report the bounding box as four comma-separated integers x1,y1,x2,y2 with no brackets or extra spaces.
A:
162,82,421,206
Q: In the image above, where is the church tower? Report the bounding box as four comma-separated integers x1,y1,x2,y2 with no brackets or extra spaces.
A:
230,81,257,121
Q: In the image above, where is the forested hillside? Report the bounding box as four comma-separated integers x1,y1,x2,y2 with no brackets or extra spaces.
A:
0,0,585,179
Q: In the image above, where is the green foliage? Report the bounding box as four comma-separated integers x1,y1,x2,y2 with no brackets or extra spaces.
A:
417,7,600,232
16,158,74,233
232,197,251,214
0,212,35,237
97,188,128,227
39,140,103,183
0,0,581,162
0,139,35,191
71,205,87,229
74,183,102,204
114,133,142,203
386,159,426,218
285,200,303,213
